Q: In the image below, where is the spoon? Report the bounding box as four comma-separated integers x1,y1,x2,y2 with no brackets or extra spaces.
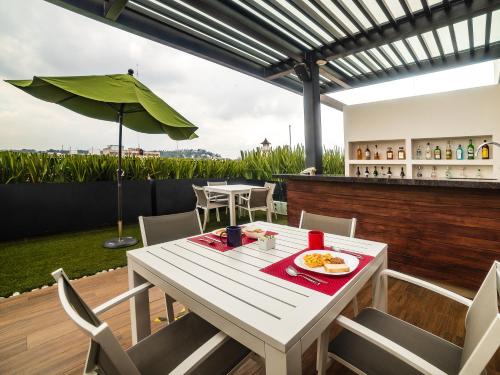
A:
285,266,326,285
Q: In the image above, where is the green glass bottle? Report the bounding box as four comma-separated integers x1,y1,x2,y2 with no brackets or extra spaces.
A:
467,139,475,160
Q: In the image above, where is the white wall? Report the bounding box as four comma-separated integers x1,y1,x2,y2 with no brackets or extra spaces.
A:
343,84,500,179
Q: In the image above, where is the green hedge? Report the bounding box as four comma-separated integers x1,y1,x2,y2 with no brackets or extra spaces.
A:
0,145,344,183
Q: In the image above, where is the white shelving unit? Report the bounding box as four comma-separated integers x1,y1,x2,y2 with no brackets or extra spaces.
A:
346,135,495,180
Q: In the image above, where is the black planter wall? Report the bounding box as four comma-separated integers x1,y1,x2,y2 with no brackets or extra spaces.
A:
0,178,285,242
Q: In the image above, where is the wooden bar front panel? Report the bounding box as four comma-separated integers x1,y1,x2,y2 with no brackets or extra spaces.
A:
287,180,500,290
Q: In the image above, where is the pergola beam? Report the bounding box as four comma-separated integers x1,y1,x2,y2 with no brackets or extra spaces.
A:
323,43,500,93
267,0,500,75
105,0,128,21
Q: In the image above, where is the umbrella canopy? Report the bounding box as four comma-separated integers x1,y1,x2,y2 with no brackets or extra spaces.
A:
5,73,198,140
5,71,198,248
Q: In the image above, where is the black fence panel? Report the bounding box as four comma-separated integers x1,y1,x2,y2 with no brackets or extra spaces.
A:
0,179,285,241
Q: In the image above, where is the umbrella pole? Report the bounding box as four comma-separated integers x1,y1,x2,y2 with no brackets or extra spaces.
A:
103,104,138,249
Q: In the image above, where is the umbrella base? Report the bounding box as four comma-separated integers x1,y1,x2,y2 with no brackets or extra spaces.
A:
103,237,138,249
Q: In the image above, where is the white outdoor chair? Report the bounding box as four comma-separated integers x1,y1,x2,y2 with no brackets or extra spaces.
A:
299,210,357,238
236,187,272,222
193,185,228,231
328,262,500,375
264,182,278,220
138,210,202,324
299,211,360,316
207,180,229,216
52,268,251,375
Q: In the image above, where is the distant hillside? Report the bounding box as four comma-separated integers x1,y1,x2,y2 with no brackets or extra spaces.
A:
159,149,222,159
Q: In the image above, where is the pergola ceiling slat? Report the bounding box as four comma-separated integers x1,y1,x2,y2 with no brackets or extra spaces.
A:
289,0,344,40
467,17,474,53
485,11,492,50
269,0,335,45
447,24,459,56
243,0,320,48
417,33,433,61
44,0,500,97
311,0,358,38
130,1,273,65
432,26,448,60
162,0,287,61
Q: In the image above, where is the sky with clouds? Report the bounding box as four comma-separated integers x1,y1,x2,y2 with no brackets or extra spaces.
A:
0,0,344,158
0,1,497,158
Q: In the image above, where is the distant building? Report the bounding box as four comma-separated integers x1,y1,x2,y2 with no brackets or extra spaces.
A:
260,138,271,152
69,149,89,155
102,145,123,156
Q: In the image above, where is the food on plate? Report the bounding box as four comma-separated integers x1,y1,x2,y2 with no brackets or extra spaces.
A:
324,263,350,273
242,227,265,238
213,228,227,237
303,253,345,268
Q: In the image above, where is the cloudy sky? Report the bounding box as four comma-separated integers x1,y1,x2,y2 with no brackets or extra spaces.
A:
0,1,496,158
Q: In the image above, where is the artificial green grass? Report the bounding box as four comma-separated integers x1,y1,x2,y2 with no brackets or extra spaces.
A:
0,211,287,297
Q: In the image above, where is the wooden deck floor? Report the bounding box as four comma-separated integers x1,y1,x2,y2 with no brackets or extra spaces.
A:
0,267,498,374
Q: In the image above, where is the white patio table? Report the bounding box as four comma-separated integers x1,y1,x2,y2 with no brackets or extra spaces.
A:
203,184,263,226
127,221,388,375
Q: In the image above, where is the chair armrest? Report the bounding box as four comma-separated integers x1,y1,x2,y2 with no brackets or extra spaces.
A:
93,282,152,315
379,269,472,307
169,331,229,375
335,315,447,375
239,195,250,202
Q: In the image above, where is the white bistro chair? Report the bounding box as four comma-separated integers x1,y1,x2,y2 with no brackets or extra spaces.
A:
237,186,273,222
328,261,500,375
193,185,228,230
138,210,202,324
51,268,251,375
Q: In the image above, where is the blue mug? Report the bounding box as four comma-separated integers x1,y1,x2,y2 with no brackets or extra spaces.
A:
220,226,242,247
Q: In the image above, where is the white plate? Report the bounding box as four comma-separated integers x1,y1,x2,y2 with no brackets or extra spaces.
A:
242,227,266,239
211,228,227,237
294,250,359,276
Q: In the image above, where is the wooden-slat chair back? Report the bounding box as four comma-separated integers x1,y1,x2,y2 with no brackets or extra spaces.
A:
459,261,500,374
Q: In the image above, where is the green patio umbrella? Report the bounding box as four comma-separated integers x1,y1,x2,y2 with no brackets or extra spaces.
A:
5,69,198,248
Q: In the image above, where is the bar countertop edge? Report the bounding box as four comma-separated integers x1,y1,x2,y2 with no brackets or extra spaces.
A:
273,174,500,189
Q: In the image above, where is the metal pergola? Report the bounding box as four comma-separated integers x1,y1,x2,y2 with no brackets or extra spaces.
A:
46,0,500,173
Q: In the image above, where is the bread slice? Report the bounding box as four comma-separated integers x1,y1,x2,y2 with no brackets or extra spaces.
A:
324,263,350,273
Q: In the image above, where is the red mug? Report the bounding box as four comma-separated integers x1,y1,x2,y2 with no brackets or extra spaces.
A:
308,230,324,250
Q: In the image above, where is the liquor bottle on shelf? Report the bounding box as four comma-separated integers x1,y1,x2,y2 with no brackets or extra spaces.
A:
456,144,464,160
398,146,405,160
374,144,380,160
459,167,466,179
476,168,482,178
434,145,442,160
416,144,422,160
356,146,363,160
445,141,452,160
364,166,370,177
467,139,475,160
365,145,371,160
386,147,394,160
381,166,386,177
416,166,423,178
387,167,392,178
445,166,452,179
400,167,405,178
373,166,379,177
425,142,432,160
431,166,437,179
481,139,490,159
355,166,361,177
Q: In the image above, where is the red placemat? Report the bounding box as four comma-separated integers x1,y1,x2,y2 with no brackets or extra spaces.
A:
188,231,277,252
260,249,374,295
